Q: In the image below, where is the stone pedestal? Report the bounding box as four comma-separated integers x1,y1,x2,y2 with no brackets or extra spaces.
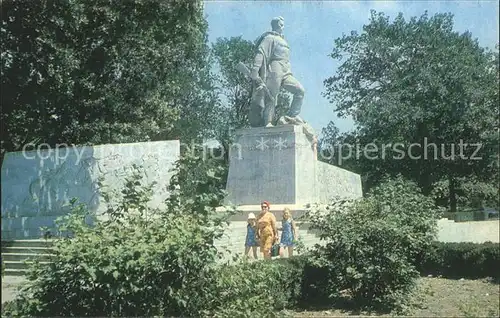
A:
224,125,362,208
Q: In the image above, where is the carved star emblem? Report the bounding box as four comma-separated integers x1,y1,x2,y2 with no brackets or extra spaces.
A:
274,137,287,150
256,137,269,151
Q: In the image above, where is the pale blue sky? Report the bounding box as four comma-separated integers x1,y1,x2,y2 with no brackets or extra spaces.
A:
204,0,499,137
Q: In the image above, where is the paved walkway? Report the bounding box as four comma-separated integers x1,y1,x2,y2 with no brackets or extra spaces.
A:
2,276,26,304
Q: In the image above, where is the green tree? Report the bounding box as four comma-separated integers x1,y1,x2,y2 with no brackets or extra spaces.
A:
431,175,499,210
323,11,499,211
1,0,215,157
211,36,291,163
319,122,355,170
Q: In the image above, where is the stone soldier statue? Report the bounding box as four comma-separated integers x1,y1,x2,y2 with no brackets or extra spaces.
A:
248,16,306,127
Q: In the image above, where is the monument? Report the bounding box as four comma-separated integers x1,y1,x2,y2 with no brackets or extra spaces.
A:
239,16,305,128
225,17,362,218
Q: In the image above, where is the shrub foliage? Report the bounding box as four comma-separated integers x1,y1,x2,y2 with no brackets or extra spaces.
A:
5,173,478,317
2,158,231,317
417,241,500,280
304,176,442,311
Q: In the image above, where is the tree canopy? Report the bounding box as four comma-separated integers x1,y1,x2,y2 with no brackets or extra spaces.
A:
1,0,215,156
321,11,499,211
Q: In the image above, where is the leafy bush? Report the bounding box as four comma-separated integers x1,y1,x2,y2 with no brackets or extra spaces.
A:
202,254,331,317
417,241,500,280
2,159,233,317
205,259,301,317
6,215,219,317
286,254,332,308
293,236,306,255
166,152,228,216
2,164,454,317
305,176,442,312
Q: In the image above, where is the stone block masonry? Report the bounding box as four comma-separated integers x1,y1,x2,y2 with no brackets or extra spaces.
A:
224,125,362,207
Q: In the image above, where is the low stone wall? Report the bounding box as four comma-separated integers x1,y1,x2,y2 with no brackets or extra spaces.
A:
1,141,180,240
437,218,499,243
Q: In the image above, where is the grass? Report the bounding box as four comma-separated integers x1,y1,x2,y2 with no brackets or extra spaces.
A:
292,277,499,317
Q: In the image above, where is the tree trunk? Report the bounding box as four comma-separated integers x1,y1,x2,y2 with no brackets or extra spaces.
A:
449,174,457,212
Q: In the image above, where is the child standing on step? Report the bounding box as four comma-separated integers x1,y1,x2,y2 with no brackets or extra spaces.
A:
244,213,259,259
280,208,298,258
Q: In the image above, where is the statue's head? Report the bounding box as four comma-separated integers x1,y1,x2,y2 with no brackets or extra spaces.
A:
271,16,284,34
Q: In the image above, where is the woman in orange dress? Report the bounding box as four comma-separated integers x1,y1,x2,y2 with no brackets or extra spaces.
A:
256,201,278,259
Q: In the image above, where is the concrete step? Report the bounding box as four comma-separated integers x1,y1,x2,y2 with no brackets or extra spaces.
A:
3,268,29,276
2,239,54,248
1,246,54,254
2,253,54,262
3,260,52,270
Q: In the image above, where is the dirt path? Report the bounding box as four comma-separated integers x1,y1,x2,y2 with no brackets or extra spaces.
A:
293,277,499,317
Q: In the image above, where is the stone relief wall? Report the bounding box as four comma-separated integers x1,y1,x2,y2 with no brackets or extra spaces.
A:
1,141,180,240
316,161,363,202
